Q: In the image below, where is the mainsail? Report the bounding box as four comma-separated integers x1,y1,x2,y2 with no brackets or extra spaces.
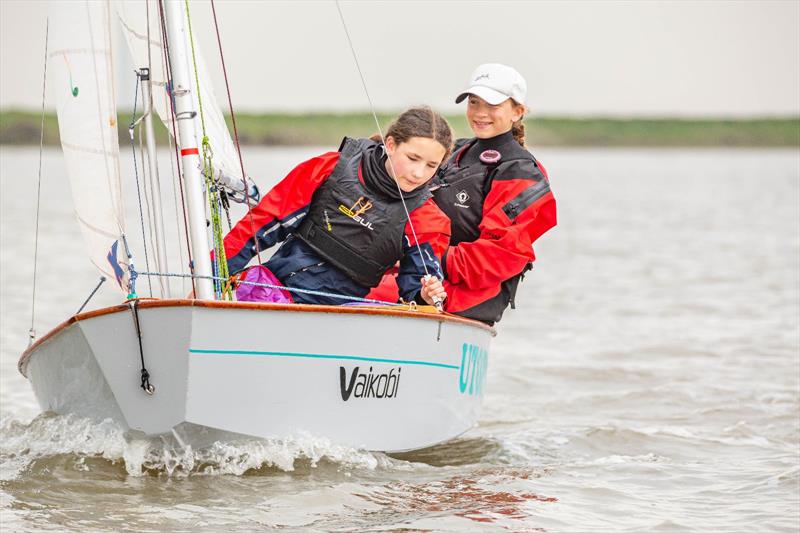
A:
49,0,129,292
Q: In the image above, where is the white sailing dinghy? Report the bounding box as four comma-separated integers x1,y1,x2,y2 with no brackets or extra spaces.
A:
19,0,494,453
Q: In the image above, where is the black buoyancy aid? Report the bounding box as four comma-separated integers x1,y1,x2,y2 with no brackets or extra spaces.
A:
296,137,430,287
431,138,543,324
432,137,541,244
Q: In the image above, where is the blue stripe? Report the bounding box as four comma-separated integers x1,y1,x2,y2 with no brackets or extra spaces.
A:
189,348,460,370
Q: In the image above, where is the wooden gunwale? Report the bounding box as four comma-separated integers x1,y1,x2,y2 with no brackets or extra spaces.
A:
18,298,495,376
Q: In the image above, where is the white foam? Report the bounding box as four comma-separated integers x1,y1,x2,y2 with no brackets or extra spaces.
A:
0,413,404,478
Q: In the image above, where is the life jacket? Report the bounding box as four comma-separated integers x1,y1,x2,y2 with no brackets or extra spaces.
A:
295,137,430,287
432,138,541,324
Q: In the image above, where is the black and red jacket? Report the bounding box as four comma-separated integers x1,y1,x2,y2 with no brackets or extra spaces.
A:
223,138,450,305
431,131,557,324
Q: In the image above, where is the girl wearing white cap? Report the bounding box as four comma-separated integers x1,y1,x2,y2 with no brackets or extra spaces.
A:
430,63,557,324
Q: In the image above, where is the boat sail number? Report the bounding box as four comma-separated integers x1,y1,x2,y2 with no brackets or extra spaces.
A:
459,343,488,395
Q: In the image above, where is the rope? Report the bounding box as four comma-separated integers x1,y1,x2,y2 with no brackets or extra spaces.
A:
184,0,232,300
157,0,196,297
136,270,405,306
148,0,183,295
209,0,262,264
334,1,430,280
29,18,49,347
129,300,155,395
128,73,154,297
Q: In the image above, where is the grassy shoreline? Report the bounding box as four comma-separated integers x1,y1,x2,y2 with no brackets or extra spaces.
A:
1,110,797,148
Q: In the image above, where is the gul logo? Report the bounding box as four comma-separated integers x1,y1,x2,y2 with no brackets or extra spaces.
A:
338,196,375,231
459,343,488,395
455,189,470,209
340,366,401,401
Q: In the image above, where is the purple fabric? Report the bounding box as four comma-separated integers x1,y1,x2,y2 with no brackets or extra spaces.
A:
235,266,293,303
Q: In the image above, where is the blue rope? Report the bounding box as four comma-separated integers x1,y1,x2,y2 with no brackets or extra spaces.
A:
128,74,153,297
135,271,403,306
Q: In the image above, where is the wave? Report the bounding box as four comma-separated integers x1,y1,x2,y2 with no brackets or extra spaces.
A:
0,412,404,478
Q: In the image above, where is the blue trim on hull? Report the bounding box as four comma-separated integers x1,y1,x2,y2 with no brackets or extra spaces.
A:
189,348,460,370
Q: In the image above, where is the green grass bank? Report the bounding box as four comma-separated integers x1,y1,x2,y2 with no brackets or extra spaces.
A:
1,110,797,148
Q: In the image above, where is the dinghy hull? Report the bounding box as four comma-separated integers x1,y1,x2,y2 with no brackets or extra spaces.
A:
20,300,494,452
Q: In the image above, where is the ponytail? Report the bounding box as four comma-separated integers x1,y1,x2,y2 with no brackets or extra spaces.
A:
511,120,526,148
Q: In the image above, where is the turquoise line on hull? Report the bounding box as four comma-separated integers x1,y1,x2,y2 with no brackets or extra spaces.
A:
189,348,460,370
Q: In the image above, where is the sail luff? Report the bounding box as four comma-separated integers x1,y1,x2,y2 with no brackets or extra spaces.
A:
50,0,129,294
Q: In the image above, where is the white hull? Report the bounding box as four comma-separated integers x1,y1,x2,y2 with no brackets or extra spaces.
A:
20,300,494,452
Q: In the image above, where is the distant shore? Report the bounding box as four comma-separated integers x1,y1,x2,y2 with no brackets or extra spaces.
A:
1,110,797,147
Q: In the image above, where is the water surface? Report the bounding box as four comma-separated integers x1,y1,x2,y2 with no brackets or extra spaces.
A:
1,146,798,531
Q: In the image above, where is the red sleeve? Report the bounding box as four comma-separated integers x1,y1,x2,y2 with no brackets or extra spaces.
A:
223,152,339,268
404,199,451,259
444,176,557,290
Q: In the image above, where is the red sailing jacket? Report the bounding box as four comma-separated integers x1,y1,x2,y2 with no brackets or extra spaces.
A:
368,135,557,322
441,159,556,318
223,146,450,304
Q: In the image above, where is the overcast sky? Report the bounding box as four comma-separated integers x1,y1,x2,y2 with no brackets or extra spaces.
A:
1,0,798,116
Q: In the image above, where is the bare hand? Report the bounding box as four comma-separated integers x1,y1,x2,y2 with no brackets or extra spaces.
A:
420,275,447,308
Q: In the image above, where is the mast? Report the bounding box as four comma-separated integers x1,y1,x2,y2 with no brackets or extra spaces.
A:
163,0,213,300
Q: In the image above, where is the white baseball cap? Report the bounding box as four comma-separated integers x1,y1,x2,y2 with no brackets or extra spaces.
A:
455,63,527,106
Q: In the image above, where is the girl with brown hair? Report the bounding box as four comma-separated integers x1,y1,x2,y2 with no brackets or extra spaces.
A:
224,106,452,307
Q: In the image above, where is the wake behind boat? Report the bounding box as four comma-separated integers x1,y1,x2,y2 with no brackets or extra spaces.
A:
19,0,495,453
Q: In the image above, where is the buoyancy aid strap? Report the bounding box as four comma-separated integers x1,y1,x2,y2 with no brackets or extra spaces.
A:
335,137,376,173
295,220,386,287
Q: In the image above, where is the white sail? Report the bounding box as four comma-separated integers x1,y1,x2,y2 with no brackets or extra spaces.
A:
49,0,129,293
115,0,254,198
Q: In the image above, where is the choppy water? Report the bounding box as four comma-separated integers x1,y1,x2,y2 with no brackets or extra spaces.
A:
1,146,798,532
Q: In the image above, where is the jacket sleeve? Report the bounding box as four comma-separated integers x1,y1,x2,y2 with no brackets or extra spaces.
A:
443,162,557,291
396,199,452,303
223,152,340,273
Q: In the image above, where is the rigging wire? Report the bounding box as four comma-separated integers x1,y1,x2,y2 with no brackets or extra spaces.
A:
28,18,49,346
137,109,158,283
183,0,232,299
209,0,262,264
147,0,186,295
157,0,196,296
128,73,154,297
333,1,431,281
